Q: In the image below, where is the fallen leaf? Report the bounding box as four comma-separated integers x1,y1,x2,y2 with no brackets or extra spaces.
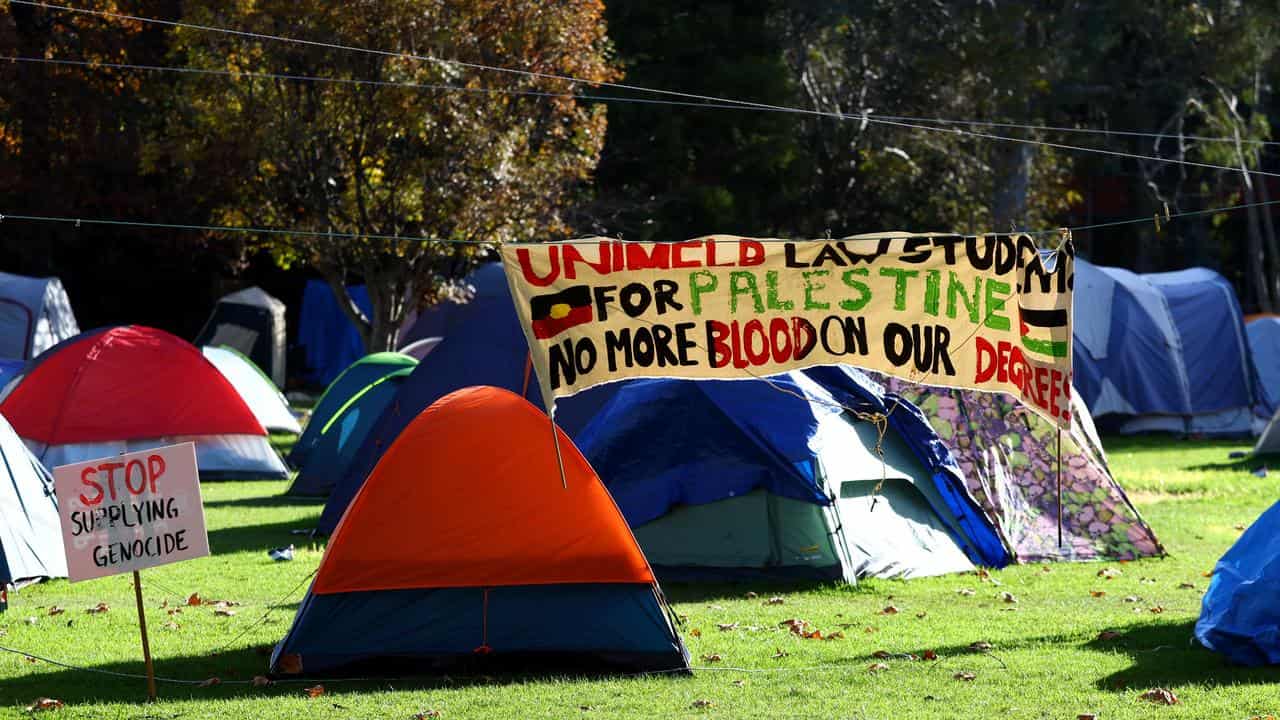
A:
187,593,202,606
1078,714,1098,720
731,679,746,687
744,591,758,599
305,685,325,698
1098,567,1122,579
872,650,892,659
197,677,221,688
1248,716,1276,720
700,653,723,663
916,612,928,619
163,621,180,631
771,648,789,659
957,588,976,596
824,631,845,640
999,592,1018,604
763,596,785,606
1097,630,1122,641
922,650,939,660
689,628,701,637
1090,590,1107,598
868,662,890,673
578,706,594,712
879,605,900,615
717,622,738,632
1202,570,1214,578
975,567,991,580
968,641,992,652
690,699,714,709
412,711,443,719
954,672,976,681
85,603,109,615
1178,582,1196,590
24,617,37,625
1234,524,1246,531
705,604,724,611
1139,577,1158,585
1149,606,1165,614
47,606,64,617
214,608,237,617
1123,596,1141,603
863,626,879,633
1139,688,1179,705
25,698,63,712
251,676,272,687
166,607,182,616
24,656,38,663
1040,565,1052,573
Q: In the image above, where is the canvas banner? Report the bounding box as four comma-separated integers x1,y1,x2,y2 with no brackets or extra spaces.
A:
500,233,1074,428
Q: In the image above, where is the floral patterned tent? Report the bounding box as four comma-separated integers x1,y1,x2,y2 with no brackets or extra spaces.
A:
876,377,1162,563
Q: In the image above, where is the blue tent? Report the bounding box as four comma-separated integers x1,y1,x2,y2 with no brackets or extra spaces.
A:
0,412,65,589
287,368,414,497
574,368,1009,580
1072,260,1258,436
298,281,372,386
287,352,418,469
0,359,23,392
1196,498,1280,665
1247,317,1280,415
318,264,610,533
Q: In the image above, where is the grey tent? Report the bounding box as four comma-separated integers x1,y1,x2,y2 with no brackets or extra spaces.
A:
0,272,79,360
195,287,287,388
0,412,65,594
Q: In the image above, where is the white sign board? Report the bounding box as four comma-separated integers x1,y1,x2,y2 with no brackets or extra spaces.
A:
54,443,210,582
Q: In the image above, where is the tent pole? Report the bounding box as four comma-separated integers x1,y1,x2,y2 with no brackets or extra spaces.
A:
1056,426,1063,549
549,411,568,490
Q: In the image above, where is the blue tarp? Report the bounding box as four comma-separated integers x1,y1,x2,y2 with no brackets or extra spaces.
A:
1196,498,1280,665
1247,317,1280,415
574,367,1010,569
298,281,372,386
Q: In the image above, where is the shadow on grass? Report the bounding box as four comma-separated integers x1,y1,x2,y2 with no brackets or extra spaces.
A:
5,646,687,707
1186,453,1279,473
661,578,878,604
1084,619,1277,691
207,518,324,556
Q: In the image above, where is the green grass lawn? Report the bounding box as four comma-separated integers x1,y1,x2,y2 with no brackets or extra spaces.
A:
3,436,1279,718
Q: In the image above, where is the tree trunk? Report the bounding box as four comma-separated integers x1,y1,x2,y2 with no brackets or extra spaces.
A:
991,143,1032,231
321,271,374,349
1243,177,1274,313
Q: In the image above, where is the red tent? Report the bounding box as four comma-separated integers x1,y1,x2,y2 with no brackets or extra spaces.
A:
1,326,285,479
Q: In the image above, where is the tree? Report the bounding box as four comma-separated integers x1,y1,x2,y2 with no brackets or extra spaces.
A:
165,0,617,351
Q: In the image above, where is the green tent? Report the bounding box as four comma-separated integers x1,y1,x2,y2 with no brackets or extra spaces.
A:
288,352,417,469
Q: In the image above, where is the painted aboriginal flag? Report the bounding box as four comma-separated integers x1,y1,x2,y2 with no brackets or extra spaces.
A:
530,285,593,339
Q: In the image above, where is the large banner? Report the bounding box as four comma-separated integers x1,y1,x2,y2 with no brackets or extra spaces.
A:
501,234,1074,428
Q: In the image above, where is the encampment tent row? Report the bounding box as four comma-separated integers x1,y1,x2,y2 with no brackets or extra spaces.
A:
203,345,301,434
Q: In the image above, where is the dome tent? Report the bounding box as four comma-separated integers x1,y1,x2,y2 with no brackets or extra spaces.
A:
0,326,287,480
1196,498,1280,665
287,352,418,470
0,412,65,590
0,271,79,360
286,367,414,497
573,367,1009,581
272,386,688,676
194,287,287,388
202,346,301,434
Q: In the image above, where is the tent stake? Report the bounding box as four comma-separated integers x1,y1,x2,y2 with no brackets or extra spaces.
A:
1056,427,1063,549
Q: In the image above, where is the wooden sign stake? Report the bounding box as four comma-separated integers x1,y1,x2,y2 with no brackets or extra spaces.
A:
132,570,157,701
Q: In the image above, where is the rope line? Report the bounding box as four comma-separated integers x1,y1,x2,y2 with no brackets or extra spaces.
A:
3,199,1280,246
8,0,1279,176
8,54,1277,149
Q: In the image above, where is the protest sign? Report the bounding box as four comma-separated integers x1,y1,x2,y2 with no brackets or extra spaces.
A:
501,233,1074,428
54,442,209,582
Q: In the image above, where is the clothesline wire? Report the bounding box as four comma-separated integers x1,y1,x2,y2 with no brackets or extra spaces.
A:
7,54,1278,150
9,0,1280,177
3,199,1280,247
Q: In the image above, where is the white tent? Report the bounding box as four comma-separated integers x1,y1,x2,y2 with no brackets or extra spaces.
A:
0,272,79,360
0,412,66,589
203,346,302,434
195,287,287,388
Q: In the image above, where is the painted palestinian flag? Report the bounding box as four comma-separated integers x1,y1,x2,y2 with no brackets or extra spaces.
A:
530,285,593,339
1018,305,1070,358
